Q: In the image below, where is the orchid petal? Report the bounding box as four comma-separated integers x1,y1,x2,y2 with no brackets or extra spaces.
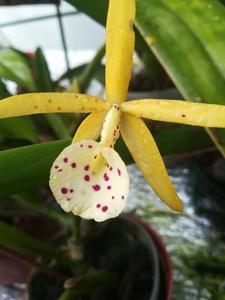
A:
121,113,183,212
49,140,129,222
0,93,110,119
106,0,135,103
72,111,107,144
122,99,225,128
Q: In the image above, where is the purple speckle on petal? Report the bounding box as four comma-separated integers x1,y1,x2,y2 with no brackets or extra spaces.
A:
107,185,112,190
93,185,101,191
96,204,101,208
117,169,121,176
61,187,68,194
84,165,90,171
71,162,77,168
63,158,68,163
102,206,108,212
88,145,93,149
84,175,90,181
103,173,109,181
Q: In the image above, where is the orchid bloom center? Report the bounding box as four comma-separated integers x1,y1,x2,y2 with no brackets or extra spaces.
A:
100,103,121,148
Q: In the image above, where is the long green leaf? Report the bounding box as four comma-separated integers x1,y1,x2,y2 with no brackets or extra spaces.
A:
0,139,70,196
0,221,79,269
0,127,213,197
0,116,38,143
0,48,36,91
135,0,225,154
33,47,54,92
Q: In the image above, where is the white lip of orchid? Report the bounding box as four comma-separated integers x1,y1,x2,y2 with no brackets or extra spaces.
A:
49,103,129,222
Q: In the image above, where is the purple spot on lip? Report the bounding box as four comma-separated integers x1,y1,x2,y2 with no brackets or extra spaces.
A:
109,167,113,171
107,186,112,190
63,158,68,163
117,169,121,176
71,162,77,168
103,173,109,181
88,145,93,149
96,204,101,208
54,165,59,169
84,175,90,181
84,165,90,171
80,144,83,148
61,187,68,194
93,185,101,191
102,206,108,212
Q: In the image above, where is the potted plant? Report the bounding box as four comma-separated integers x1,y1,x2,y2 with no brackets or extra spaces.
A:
0,0,225,299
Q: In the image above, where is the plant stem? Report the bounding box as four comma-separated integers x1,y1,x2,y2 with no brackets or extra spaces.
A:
78,44,105,92
45,113,70,139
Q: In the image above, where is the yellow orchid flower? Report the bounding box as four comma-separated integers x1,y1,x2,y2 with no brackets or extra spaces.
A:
1,0,225,221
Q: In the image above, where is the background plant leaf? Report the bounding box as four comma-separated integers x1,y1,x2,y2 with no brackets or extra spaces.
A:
33,47,54,92
0,116,38,143
135,0,225,155
0,48,36,91
0,220,79,269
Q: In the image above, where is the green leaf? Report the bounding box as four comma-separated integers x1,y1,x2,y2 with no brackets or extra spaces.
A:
0,127,213,197
0,79,10,99
33,47,54,92
0,220,79,269
78,44,105,92
0,116,38,143
12,190,69,224
0,48,36,91
135,0,225,154
0,139,70,197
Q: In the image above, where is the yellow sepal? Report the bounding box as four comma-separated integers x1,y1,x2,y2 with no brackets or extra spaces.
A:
72,111,107,144
0,93,110,119
122,99,225,128
121,113,183,212
106,0,135,103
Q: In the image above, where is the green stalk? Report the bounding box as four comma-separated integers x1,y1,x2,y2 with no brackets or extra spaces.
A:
78,44,105,92
45,114,70,139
